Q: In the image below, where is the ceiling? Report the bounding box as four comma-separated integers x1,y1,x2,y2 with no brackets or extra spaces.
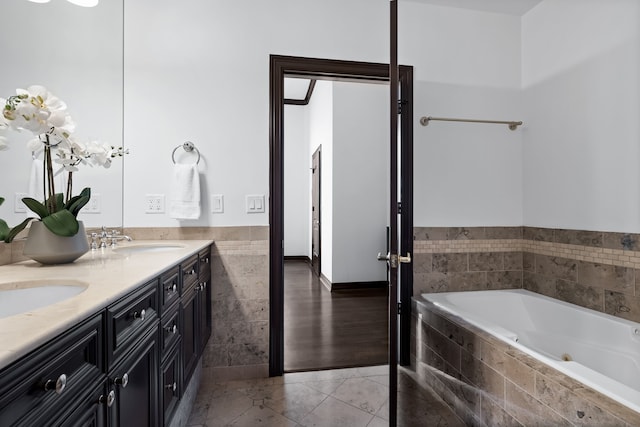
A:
403,0,542,16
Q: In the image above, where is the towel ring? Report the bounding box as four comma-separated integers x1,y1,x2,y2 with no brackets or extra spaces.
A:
171,141,200,165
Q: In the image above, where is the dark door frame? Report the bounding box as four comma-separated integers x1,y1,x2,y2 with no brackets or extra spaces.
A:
269,54,414,376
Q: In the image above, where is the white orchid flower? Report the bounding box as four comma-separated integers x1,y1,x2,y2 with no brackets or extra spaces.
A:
0,135,8,151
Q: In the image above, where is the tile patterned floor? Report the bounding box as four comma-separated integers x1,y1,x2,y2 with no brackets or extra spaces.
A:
187,365,465,427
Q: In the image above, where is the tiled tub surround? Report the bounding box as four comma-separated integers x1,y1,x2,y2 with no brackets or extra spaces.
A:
414,226,640,324
411,296,640,426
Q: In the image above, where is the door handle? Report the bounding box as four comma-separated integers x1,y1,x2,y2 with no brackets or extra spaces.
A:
398,252,411,264
377,252,389,262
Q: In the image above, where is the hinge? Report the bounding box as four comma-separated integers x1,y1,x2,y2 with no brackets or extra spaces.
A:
397,302,402,315
397,202,402,214
398,99,407,115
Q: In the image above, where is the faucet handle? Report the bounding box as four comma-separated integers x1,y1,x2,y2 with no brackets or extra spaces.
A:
89,232,98,250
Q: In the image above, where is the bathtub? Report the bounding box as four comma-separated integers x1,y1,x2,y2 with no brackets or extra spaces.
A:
420,289,640,414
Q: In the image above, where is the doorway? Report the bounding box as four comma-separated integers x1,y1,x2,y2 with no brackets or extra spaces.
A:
269,55,414,376
311,145,321,277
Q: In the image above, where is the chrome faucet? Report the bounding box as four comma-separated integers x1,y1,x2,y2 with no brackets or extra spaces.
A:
89,227,133,249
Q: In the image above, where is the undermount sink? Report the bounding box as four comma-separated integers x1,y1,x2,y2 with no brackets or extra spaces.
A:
0,280,88,319
112,244,186,254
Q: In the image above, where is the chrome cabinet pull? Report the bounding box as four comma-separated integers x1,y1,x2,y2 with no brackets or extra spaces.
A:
166,324,178,334
44,374,67,394
99,390,116,407
166,283,178,293
165,382,177,392
115,372,129,388
133,309,146,320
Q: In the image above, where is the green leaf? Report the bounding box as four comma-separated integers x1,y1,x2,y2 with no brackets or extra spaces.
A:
4,218,33,243
22,197,49,219
0,219,8,241
42,209,79,237
65,187,91,217
0,197,4,206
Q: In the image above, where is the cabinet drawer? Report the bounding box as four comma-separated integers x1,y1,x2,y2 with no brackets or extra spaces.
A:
0,313,104,427
181,255,199,291
160,266,180,316
107,279,158,369
161,305,181,359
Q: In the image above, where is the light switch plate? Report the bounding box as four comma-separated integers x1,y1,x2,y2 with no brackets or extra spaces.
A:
246,195,265,213
211,194,224,213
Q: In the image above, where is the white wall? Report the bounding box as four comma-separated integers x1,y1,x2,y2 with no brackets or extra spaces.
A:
522,0,640,232
283,105,309,257
123,0,388,228
399,3,524,227
332,82,389,283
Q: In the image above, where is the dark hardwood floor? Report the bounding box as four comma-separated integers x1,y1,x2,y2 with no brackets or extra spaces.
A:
284,260,389,372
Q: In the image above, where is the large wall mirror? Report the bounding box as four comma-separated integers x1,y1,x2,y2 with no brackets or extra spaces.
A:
0,0,123,229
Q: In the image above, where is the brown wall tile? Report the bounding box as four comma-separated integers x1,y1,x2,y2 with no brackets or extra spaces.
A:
505,381,572,427
522,252,535,272
461,349,505,407
448,227,485,240
469,252,503,271
556,280,604,311
535,255,577,282
523,227,554,242
413,252,433,274
602,232,640,251
523,272,557,299
414,227,448,241
604,290,640,323
535,375,619,426
433,253,468,273
504,252,523,271
577,261,634,294
554,229,603,247
487,271,523,290
485,227,523,240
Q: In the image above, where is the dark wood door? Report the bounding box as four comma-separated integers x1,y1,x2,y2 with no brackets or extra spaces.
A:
311,146,321,276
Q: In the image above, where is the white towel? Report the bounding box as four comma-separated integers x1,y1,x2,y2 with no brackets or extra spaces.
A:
28,158,44,200
169,163,201,219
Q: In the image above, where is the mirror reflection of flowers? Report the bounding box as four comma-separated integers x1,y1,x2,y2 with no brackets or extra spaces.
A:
0,85,127,242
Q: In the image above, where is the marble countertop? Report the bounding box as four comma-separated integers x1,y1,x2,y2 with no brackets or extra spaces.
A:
0,240,212,371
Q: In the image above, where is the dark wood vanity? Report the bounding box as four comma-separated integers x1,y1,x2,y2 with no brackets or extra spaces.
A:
0,244,212,427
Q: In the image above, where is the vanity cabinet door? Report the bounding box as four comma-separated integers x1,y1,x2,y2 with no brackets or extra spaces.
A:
181,283,198,385
0,313,104,427
160,345,181,426
197,276,212,354
108,326,159,427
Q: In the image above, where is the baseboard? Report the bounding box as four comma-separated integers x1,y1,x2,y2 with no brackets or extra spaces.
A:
319,274,387,292
330,281,388,291
284,255,311,264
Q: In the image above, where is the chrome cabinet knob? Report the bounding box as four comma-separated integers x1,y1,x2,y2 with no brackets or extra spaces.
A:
166,324,178,334
100,390,116,407
166,283,177,293
44,374,67,394
165,382,177,392
115,372,129,388
133,309,146,320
